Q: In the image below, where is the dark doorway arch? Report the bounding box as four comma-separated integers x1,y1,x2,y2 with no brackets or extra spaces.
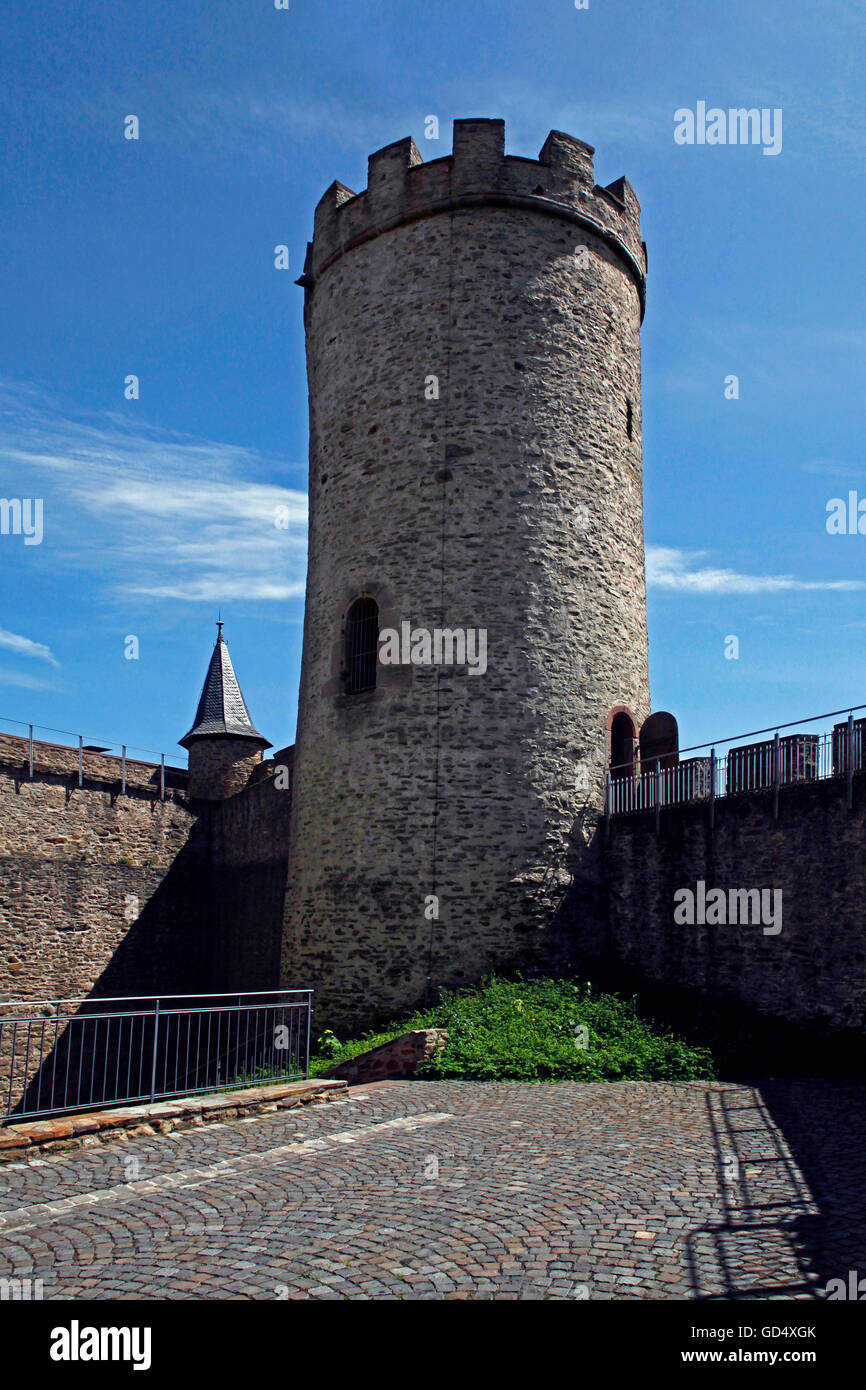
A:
608,709,637,778
639,711,679,770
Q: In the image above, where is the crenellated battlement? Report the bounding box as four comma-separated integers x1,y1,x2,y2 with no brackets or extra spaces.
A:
300,118,646,315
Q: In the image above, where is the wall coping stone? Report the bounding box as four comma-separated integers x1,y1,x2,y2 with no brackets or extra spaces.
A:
0,1078,347,1160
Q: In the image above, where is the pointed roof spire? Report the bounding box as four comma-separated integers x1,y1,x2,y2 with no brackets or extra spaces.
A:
179,621,271,750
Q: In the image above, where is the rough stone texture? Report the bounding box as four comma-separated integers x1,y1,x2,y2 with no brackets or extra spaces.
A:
322,1029,448,1083
603,773,866,1038
187,737,264,801
0,737,201,1009
207,768,293,990
284,120,651,1032
0,740,204,1111
0,734,293,1110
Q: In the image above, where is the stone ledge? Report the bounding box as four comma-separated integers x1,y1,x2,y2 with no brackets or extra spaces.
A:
322,1029,448,1084
0,1079,347,1160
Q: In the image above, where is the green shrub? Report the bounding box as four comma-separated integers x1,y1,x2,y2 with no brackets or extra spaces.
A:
315,1028,344,1059
309,975,716,1081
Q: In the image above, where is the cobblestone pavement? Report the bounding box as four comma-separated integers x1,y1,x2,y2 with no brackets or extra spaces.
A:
1,1080,864,1300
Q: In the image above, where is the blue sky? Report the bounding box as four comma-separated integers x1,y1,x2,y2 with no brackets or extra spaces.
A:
1,0,864,763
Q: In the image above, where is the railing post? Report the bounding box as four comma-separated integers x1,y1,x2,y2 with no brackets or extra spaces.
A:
160,754,165,802
78,735,83,788
709,747,716,830
121,745,127,796
847,712,854,811
304,995,311,1080
150,998,161,1103
654,758,661,834
28,724,33,779
603,772,610,822
773,730,780,819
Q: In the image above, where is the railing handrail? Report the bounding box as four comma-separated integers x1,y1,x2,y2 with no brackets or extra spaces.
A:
0,714,187,770
608,701,865,776
0,988,312,1009
605,720,861,819
0,1001,313,1024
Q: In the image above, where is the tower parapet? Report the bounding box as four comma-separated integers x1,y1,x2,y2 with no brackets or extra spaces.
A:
301,118,646,317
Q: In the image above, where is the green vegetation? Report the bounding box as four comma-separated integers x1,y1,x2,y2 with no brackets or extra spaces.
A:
309,975,716,1081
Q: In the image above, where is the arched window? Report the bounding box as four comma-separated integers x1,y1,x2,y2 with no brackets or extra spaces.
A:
609,710,636,778
344,597,379,694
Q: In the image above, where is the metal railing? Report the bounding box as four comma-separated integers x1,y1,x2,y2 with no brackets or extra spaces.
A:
0,990,312,1123
0,715,186,800
606,711,866,820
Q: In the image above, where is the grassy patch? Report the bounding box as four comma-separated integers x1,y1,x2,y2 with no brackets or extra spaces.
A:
310,975,716,1081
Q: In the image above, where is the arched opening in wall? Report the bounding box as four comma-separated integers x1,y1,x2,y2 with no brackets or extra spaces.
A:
344,596,379,694
639,711,679,771
609,710,636,778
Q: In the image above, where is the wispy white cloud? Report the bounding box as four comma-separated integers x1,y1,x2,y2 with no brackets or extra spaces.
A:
0,379,308,604
0,669,54,691
647,545,865,594
175,90,367,156
648,318,866,402
0,76,387,176
802,457,863,479
0,628,59,666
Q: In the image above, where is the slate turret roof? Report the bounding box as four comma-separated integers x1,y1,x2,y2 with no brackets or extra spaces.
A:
179,623,271,749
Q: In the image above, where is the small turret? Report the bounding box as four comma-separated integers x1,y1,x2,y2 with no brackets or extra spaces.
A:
180,622,271,800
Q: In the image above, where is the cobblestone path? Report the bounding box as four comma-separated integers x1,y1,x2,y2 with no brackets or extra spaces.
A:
1,1080,863,1299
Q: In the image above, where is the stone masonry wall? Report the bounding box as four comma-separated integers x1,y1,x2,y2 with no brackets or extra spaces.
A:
0,735,201,1009
0,735,204,1111
0,734,292,1114
205,761,293,991
187,738,264,801
284,120,651,1032
602,773,866,1040
322,1029,448,1083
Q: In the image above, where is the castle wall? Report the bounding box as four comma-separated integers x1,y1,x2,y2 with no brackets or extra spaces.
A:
0,736,204,1112
8,114,859,1085
602,774,866,1039
0,734,291,1113
284,121,650,1032
0,735,202,1008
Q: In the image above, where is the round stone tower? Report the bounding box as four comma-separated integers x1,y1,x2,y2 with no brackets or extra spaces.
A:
284,119,650,1031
